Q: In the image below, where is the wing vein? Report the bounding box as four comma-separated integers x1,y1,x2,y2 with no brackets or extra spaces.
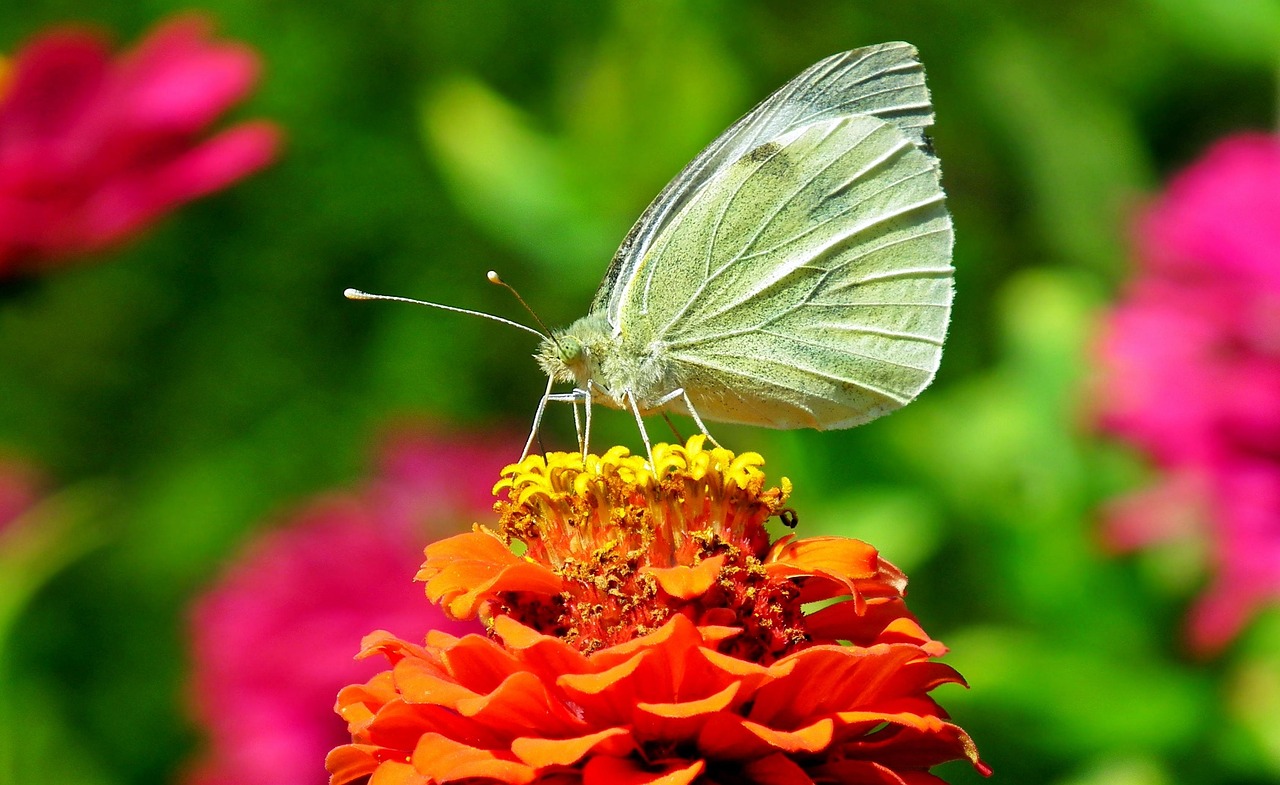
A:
755,328,938,371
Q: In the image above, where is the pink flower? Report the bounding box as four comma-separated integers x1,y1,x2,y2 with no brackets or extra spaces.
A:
0,14,280,276
0,451,42,533
184,428,515,785
1097,133,1280,654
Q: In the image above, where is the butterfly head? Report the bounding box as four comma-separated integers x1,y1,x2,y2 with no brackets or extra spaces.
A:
537,311,615,388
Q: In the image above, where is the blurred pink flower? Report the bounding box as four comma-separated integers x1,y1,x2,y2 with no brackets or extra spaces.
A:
0,452,42,533
0,14,280,276
1097,133,1280,654
184,428,515,785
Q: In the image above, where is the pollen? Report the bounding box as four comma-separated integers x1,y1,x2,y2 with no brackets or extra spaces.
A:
489,436,802,656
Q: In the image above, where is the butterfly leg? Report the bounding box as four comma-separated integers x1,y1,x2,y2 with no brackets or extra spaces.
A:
681,390,722,448
543,388,591,461
570,396,583,454
626,391,656,468
651,388,721,448
521,377,558,461
582,382,594,464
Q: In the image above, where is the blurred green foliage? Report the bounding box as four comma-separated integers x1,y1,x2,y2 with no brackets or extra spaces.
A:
1,1,1278,783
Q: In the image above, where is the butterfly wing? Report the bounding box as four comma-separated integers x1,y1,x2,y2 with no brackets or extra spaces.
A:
592,42,936,327
617,112,952,429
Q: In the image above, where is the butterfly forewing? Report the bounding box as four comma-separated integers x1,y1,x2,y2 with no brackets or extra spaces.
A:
617,114,952,430
593,42,937,327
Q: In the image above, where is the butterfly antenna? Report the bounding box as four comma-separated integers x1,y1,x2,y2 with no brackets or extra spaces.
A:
487,271,564,351
343,288,545,340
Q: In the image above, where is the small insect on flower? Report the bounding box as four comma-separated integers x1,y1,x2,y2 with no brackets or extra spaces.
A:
348,42,952,464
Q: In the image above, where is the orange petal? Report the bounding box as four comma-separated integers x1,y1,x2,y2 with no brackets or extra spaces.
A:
418,527,562,619
411,732,537,784
558,652,644,695
393,656,479,705
832,708,945,731
325,743,387,785
882,617,948,656
336,670,398,732
358,630,428,661
696,714,834,760
369,760,429,785
696,624,746,646
748,645,927,723
766,536,881,580
582,755,705,785
511,727,635,767
554,653,657,725
455,670,589,736
643,553,726,599
804,598,941,650
833,711,983,770
589,613,704,666
492,615,593,676
699,645,781,681
767,537,909,609
437,633,526,690
886,660,967,695
356,699,480,750
638,681,739,719
634,682,741,742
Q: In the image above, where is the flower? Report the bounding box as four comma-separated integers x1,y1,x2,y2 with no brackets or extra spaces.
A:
1096,133,1280,653
185,429,510,785
0,451,42,534
328,437,987,785
0,14,280,276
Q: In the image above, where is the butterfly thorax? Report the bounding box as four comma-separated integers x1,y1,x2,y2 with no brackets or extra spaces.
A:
537,310,674,411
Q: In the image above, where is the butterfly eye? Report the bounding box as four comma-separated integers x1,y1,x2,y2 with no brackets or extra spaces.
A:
559,337,584,363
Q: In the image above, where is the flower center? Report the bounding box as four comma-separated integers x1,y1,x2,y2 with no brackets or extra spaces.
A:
491,437,805,656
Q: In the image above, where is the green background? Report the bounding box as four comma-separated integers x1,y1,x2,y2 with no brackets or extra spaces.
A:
2,1,1279,783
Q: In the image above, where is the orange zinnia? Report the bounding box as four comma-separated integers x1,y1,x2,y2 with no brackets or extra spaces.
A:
328,437,988,785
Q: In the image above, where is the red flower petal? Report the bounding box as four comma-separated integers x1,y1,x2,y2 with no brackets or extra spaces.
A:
115,15,260,133
0,15,280,274
741,752,817,785
77,121,280,245
582,755,705,785
0,31,109,143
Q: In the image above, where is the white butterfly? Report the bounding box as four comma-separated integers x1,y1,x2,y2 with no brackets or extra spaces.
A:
351,42,952,464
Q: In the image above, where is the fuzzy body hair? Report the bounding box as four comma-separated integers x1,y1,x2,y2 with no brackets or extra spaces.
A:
536,311,681,414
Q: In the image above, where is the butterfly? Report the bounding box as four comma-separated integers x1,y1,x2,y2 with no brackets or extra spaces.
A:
350,42,952,464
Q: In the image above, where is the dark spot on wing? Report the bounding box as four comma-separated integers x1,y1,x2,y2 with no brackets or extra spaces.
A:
920,131,936,157
743,141,782,163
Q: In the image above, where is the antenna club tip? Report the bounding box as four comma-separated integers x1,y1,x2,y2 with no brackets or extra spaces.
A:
486,270,502,284
344,288,370,300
